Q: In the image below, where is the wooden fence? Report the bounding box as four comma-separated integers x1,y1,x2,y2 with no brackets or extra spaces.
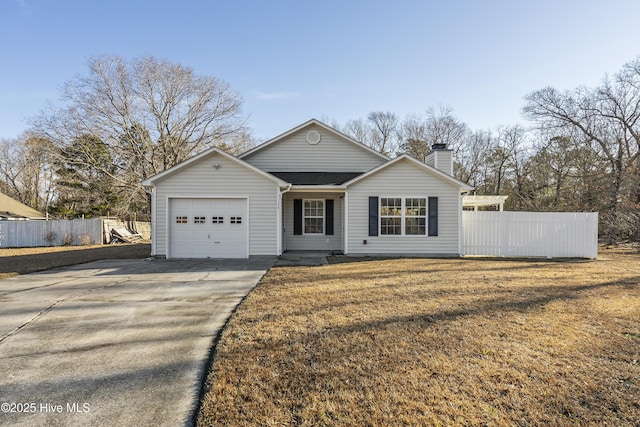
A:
0,219,151,248
462,211,599,258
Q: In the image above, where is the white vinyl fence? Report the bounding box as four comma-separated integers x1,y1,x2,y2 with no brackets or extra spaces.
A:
462,211,598,258
0,219,103,248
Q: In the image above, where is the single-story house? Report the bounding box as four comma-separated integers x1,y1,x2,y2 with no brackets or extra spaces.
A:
141,119,473,258
0,191,46,220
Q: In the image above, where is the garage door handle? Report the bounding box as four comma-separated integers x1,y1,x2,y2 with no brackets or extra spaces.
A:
214,241,221,244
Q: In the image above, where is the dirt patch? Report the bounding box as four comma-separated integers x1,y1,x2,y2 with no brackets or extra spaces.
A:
198,250,640,426
0,244,151,278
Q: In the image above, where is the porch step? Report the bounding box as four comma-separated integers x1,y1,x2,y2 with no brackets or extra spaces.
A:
277,251,330,266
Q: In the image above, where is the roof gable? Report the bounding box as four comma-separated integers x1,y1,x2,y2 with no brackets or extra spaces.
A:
239,119,389,172
344,154,474,191
140,147,287,186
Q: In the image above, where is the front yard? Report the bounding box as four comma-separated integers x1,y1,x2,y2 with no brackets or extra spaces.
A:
0,243,151,278
198,250,639,426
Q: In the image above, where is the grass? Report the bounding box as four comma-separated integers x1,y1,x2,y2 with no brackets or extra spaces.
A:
0,243,151,278
198,250,640,426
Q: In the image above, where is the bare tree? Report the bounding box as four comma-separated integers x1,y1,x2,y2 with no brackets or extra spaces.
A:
0,135,54,212
489,125,529,196
319,115,342,131
367,111,399,155
30,55,250,218
454,129,493,188
425,106,469,152
342,118,372,146
524,55,640,241
0,139,18,197
397,113,430,161
399,106,469,162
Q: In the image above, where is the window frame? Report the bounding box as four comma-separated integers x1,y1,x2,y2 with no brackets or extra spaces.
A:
404,197,427,236
302,199,325,235
378,196,428,237
380,197,402,235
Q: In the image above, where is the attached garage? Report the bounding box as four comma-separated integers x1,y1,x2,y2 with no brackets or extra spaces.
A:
169,198,248,258
141,147,287,259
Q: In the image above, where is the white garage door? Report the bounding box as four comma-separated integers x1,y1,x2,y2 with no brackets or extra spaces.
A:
169,198,248,258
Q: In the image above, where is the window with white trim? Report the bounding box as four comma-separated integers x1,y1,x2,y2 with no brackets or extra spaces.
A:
405,198,426,235
212,216,224,224
380,197,427,236
230,216,242,224
303,199,324,234
380,198,402,235
194,216,206,224
176,216,188,224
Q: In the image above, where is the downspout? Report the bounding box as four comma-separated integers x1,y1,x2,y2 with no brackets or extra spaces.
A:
343,190,349,255
143,186,156,256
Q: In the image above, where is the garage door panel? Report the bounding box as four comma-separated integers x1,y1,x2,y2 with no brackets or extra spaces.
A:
169,198,248,258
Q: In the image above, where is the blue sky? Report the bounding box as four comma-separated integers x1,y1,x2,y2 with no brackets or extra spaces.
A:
1,0,640,141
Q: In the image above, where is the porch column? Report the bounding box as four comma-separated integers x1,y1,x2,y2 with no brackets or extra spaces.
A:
344,192,349,255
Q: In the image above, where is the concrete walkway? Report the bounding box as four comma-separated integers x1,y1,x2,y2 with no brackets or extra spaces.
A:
0,257,275,427
276,251,331,266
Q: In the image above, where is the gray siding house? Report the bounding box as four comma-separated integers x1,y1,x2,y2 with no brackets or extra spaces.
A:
141,119,473,258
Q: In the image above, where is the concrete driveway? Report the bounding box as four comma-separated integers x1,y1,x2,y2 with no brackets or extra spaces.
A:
0,257,275,427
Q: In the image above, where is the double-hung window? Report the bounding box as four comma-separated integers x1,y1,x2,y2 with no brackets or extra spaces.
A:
293,198,334,236
380,197,427,236
380,198,402,235
405,198,426,235
303,199,324,234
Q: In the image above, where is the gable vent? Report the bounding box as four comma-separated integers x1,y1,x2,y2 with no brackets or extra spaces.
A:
306,130,321,144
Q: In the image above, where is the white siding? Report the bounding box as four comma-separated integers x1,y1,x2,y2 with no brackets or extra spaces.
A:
346,159,461,255
283,193,343,251
424,149,453,175
242,124,386,172
462,211,598,258
154,153,279,257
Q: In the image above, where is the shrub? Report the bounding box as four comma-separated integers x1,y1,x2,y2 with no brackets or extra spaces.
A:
43,230,57,246
78,233,91,246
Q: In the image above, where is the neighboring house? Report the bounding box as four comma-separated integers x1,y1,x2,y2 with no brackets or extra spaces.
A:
0,191,46,220
141,119,473,259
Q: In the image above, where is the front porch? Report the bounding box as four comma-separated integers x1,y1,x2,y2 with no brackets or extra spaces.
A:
281,190,345,253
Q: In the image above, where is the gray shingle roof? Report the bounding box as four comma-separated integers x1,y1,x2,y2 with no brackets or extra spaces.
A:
268,172,364,185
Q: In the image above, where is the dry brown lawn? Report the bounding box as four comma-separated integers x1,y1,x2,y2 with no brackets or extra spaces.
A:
198,250,639,426
0,243,151,278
